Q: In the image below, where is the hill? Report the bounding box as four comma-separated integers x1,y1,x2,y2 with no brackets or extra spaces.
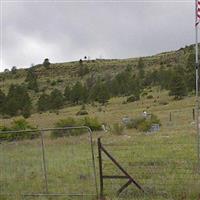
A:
0,43,198,119
0,44,195,92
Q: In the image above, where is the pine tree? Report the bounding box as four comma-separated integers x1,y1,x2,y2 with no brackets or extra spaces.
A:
43,58,50,69
90,81,110,104
50,89,64,109
97,84,110,104
169,68,187,100
25,69,39,92
64,86,71,101
137,58,145,80
5,84,32,117
37,93,51,111
70,81,84,104
0,89,6,114
185,52,195,91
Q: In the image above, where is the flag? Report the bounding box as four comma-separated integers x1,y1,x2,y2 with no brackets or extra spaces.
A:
196,0,200,26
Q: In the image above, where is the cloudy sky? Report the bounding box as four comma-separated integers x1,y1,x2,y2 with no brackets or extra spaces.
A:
0,0,196,71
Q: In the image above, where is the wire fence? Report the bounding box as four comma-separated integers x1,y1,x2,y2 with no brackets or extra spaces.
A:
0,127,98,200
97,130,200,199
1,112,200,200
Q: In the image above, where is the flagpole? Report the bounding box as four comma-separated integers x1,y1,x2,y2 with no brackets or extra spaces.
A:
195,0,200,171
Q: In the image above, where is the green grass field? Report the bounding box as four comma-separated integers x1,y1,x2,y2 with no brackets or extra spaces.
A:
1,91,200,200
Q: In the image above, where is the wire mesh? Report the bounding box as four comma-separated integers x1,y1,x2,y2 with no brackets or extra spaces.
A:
97,108,200,200
0,127,98,200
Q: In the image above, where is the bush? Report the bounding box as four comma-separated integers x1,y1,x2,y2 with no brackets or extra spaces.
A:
51,117,102,138
0,119,38,141
57,79,64,83
126,117,146,129
147,95,153,99
76,110,88,116
124,114,161,132
159,100,169,105
112,123,124,135
150,114,161,125
137,120,152,132
82,117,102,131
51,80,56,86
141,92,148,97
51,117,83,138
126,95,140,103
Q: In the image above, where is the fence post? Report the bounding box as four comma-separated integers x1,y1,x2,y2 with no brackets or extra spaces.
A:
169,112,172,122
98,138,104,199
193,108,195,120
40,131,48,193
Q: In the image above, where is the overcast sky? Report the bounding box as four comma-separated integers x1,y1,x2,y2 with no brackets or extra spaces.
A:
0,0,196,71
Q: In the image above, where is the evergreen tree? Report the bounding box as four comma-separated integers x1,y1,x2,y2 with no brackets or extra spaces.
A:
0,89,6,114
169,68,187,100
90,81,110,104
37,93,51,111
50,89,64,109
5,84,32,117
11,66,17,74
43,58,50,69
185,52,195,91
137,58,145,80
70,81,85,104
25,68,39,92
64,86,71,101
96,84,110,104
114,71,131,96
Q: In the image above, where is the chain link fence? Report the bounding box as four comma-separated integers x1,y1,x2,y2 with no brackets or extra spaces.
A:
0,127,98,200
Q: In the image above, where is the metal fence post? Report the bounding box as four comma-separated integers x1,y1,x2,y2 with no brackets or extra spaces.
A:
169,112,172,122
193,108,195,120
40,131,48,193
87,127,99,199
98,138,104,199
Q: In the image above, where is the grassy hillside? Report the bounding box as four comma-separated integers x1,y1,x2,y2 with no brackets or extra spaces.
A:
0,44,195,94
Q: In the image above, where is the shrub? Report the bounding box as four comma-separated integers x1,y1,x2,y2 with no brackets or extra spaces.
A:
124,114,161,132
127,95,140,103
112,123,124,135
76,110,88,116
0,119,38,141
147,95,153,99
82,117,102,131
51,117,83,138
159,100,169,105
141,92,148,97
97,107,102,112
57,79,64,83
51,80,56,86
51,117,102,138
150,114,161,125
127,117,146,129
122,100,127,104
137,120,152,132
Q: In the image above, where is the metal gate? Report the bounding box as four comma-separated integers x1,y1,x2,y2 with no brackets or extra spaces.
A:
0,126,98,199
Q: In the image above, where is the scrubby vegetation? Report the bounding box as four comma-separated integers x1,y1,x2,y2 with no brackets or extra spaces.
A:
125,114,161,132
111,123,124,135
51,117,102,138
0,119,38,141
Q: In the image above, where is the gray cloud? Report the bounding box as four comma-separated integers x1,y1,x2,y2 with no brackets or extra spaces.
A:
0,0,195,71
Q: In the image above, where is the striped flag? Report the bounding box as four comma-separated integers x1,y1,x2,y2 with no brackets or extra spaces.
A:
196,0,200,26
